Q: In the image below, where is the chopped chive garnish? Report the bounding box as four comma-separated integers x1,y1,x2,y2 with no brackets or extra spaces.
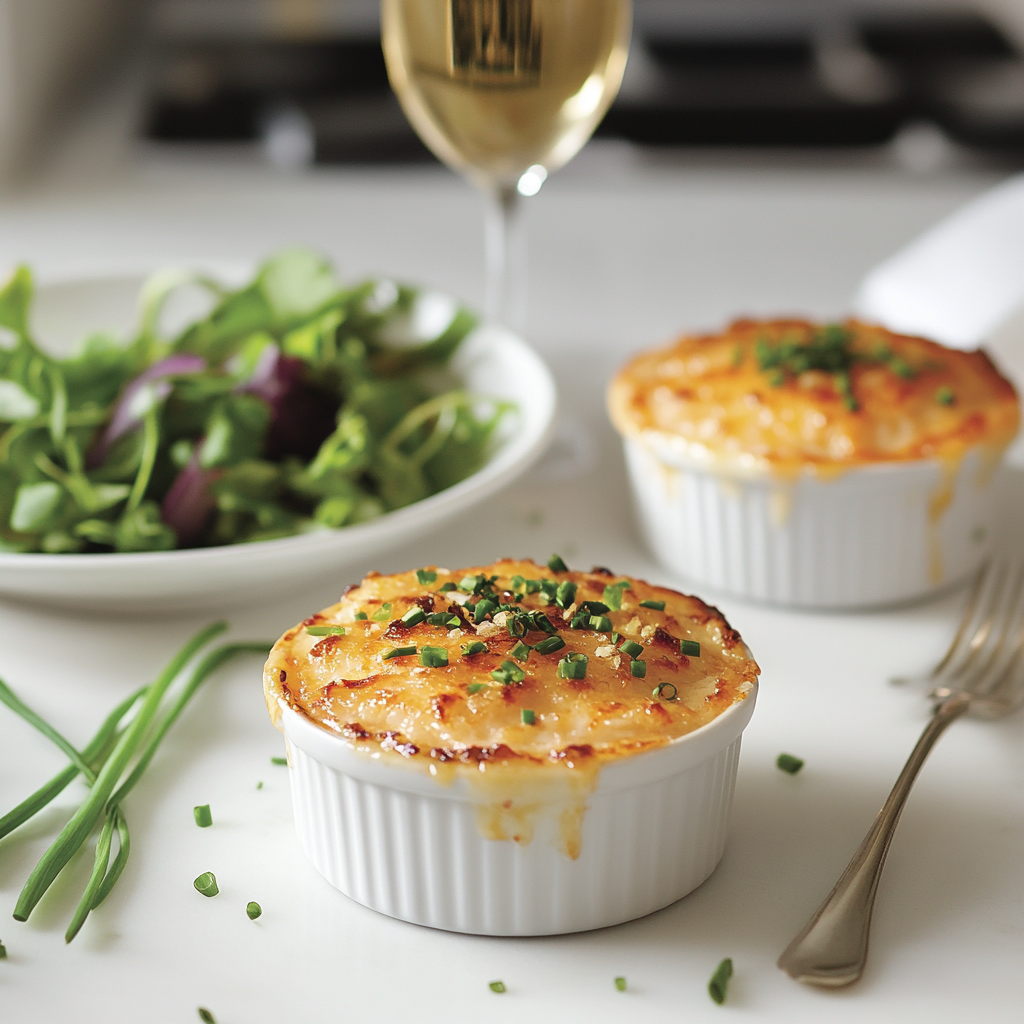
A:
416,569,437,585
653,683,678,701
370,603,392,621
510,640,532,662
306,625,345,636
936,385,955,406
467,682,487,694
459,575,481,592
0,941,7,959
508,614,528,639
680,639,701,658
271,756,287,766
383,645,417,660
532,612,558,635
589,615,613,632
491,661,525,684
619,639,643,659
510,574,526,591
193,804,212,828
400,607,426,627
578,601,610,615
615,976,626,992
534,635,566,655
198,1009,216,1024
439,582,457,592
419,646,449,668
639,599,665,611
474,598,497,622
426,612,459,627
630,660,646,678
570,613,590,630
777,753,804,775
557,652,588,680
521,709,536,725
256,781,263,790
193,872,219,898
547,554,568,573
246,901,262,920
555,581,577,609
354,612,368,620
708,958,733,1005
602,580,632,610
489,981,506,993
461,641,487,657
611,632,621,644
539,579,559,602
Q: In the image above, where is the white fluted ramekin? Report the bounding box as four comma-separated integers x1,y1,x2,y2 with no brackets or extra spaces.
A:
623,434,1001,608
278,684,757,936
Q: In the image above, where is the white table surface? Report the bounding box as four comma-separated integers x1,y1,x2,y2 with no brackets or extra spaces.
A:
2,125,1024,1024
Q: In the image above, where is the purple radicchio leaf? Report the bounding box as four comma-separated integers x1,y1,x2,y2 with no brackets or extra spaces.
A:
160,450,221,547
235,344,336,461
88,354,206,468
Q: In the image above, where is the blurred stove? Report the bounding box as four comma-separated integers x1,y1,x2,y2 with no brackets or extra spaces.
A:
143,0,1024,165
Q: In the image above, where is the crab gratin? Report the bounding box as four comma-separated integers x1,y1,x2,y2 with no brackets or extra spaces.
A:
608,319,1020,476
264,558,759,855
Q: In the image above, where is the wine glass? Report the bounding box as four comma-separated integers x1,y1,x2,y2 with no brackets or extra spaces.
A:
382,0,632,327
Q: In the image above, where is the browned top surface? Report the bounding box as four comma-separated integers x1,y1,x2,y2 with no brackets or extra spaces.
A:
608,319,1020,472
264,559,759,771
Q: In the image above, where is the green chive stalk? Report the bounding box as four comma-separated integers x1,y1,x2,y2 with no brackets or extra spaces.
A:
13,621,226,922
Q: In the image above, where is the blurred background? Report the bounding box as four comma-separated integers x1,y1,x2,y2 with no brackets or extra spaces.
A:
4,0,1024,186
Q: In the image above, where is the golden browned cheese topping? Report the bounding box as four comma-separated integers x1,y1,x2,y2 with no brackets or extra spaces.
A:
264,559,759,773
608,319,1020,473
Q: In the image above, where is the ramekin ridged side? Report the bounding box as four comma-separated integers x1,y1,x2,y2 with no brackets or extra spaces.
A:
280,687,757,936
623,438,999,608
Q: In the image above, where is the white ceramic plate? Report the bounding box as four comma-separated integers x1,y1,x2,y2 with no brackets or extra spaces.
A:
0,273,557,611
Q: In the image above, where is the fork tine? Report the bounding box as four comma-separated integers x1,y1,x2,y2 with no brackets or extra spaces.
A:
969,563,1024,702
928,561,990,682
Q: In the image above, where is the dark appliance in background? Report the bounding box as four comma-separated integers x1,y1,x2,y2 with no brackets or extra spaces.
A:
144,0,1024,164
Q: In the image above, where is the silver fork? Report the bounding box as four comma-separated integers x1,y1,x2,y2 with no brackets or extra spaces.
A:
777,560,1024,987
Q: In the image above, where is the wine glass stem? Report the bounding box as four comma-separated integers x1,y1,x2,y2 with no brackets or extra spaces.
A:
484,183,525,329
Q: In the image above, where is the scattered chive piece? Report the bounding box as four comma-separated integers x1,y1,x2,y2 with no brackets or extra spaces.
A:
777,753,805,775
510,640,532,662
400,606,426,627
354,612,368,620
474,598,497,623
370,602,392,621
708,958,733,1005
489,981,507,994
461,641,488,657
510,574,526,592
383,645,417,660
578,601,610,615
936,385,955,406
491,660,525,684
653,683,678,702
630,660,646,678
246,901,262,920
619,639,643,659
525,579,542,594
198,1009,216,1024
305,625,345,637
439,582,457,592
611,632,621,644
271,756,287,766
557,652,588,680
416,569,437,585
532,612,558,635
639,599,665,611
614,976,626,992
547,554,568,573
521,709,536,725
570,613,590,630
459,575,480,592
602,580,632,610
589,615,613,632
534,635,566,656
193,804,212,828
193,872,219,898
256,781,263,790
0,941,6,959
680,639,701,658
539,579,559,602
427,612,459,627
419,646,449,668
555,580,577,609
467,683,487,694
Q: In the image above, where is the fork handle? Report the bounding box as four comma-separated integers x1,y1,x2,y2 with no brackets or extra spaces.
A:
777,692,972,987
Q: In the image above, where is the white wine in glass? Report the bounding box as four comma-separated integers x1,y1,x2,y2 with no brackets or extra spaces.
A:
382,0,631,325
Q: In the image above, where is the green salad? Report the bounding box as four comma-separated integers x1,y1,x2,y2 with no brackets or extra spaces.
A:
0,249,509,553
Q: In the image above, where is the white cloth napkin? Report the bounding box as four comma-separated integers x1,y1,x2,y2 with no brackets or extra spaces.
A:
855,173,1024,349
